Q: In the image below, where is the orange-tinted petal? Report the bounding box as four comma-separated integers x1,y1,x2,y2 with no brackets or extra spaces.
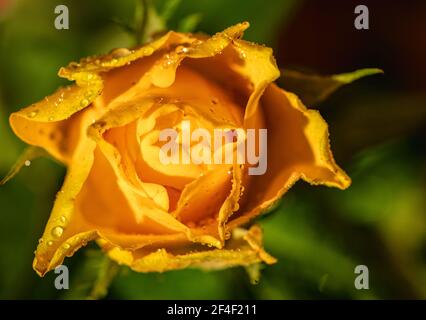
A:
230,84,350,228
32,113,97,276
9,79,102,163
102,225,275,272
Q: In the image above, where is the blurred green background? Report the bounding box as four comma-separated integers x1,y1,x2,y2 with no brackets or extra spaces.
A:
0,0,425,299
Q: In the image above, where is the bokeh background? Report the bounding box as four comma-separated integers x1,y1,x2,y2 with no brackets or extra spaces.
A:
0,0,425,299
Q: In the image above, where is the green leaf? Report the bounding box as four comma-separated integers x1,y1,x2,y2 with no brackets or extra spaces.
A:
160,0,182,23
278,68,383,106
0,146,48,185
87,256,120,300
61,249,119,300
177,13,203,33
112,268,237,299
110,17,136,35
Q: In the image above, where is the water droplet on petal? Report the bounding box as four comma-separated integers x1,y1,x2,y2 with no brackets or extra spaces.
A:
59,216,67,223
144,46,154,55
27,110,38,118
110,47,132,58
175,45,190,54
47,241,54,246
80,99,89,107
24,160,31,167
63,243,71,250
51,226,64,238
239,52,247,59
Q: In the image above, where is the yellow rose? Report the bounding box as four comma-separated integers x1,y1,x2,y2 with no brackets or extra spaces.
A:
9,22,350,276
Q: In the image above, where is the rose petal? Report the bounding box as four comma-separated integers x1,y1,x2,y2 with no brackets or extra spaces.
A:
9,80,102,163
230,84,351,228
33,114,97,276
101,225,275,272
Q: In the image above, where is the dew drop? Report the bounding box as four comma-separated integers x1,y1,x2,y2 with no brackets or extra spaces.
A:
47,240,54,246
144,46,154,55
85,90,94,98
239,52,247,59
63,243,71,250
175,45,190,54
27,110,38,118
162,54,173,67
51,226,64,238
38,238,44,244
24,160,31,167
80,99,89,107
155,97,165,104
59,216,67,223
110,47,132,58
48,116,54,121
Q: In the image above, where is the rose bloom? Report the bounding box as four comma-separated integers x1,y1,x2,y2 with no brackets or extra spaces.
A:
9,23,350,276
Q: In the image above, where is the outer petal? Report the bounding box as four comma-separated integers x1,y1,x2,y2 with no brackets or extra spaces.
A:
101,225,276,272
32,111,97,276
230,84,351,228
9,79,102,164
